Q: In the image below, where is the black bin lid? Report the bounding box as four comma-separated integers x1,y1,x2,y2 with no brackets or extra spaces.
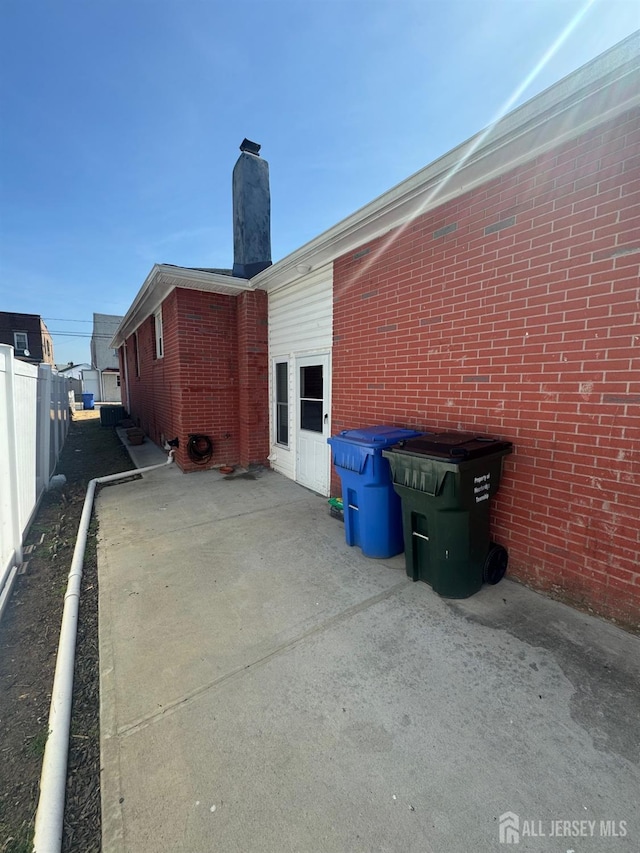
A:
394,432,513,461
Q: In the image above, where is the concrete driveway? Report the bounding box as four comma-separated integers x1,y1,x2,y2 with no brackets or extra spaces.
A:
97,442,639,853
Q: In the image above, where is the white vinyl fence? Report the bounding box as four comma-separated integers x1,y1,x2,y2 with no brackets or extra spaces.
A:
0,344,71,621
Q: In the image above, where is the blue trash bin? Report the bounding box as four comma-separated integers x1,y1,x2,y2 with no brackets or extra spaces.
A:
82,392,95,410
327,426,423,558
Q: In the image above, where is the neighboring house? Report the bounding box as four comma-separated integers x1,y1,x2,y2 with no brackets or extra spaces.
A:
56,362,92,380
112,34,640,627
56,361,92,401
0,311,55,365
90,313,123,402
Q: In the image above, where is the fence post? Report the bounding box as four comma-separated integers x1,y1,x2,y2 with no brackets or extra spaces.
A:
0,345,23,565
38,364,53,488
57,374,69,451
53,370,61,467
58,374,73,436
56,373,69,453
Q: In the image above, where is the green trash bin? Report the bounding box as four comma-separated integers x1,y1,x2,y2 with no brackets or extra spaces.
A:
382,432,513,598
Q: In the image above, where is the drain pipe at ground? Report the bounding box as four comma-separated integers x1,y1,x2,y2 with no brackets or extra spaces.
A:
33,451,175,853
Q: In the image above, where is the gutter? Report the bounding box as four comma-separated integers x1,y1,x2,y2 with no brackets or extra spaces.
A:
32,450,176,853
250,33,640,293
110,264,251,349
108,37,640,336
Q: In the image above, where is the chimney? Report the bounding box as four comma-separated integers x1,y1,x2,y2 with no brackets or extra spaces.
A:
232,139,272,278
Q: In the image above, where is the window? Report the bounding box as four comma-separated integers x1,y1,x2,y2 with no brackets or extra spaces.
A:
13,331,28,353
275,361,289,446
133,332,140,377
154,308,164,359
300,364,323,432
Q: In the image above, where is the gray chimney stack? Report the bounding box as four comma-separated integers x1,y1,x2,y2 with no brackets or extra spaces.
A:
232,139,272,278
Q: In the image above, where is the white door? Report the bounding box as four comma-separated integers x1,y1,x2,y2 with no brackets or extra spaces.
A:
296,354,330,495
81,369,101,401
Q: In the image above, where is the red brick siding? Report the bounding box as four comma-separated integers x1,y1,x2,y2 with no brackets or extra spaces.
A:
123,286,269,473
173,289,240,472
332,108,640,627
236,290,270,467
124,290,184,459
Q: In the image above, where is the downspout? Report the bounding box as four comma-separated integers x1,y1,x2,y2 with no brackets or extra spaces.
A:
33,450,175,853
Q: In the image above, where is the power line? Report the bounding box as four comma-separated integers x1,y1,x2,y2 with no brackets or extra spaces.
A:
42,317,94,323
48,332,118,338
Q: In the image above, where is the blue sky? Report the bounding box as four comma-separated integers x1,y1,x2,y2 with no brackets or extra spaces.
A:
0,0,638,365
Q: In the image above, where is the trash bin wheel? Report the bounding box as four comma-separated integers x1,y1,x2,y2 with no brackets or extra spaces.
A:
483,543,508,585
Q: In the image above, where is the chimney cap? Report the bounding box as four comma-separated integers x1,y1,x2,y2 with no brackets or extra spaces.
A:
239,138,261,156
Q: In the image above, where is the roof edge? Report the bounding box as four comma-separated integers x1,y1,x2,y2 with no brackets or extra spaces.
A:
252,32,640,292
111,265,251,348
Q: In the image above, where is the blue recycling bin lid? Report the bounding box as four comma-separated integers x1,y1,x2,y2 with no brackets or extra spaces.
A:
336,426,423,446
328,426,423,473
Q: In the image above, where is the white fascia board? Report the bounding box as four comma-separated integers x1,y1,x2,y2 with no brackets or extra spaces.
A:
253,33,640,293
110,264,251,348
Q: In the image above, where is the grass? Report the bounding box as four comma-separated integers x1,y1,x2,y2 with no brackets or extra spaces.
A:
0,800,33,853
27,728,49,759
0,830,33,853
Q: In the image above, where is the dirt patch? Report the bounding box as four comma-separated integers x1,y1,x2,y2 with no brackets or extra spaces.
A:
0,410,134,852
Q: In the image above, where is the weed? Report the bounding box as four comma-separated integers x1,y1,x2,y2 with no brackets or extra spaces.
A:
27,728,49,759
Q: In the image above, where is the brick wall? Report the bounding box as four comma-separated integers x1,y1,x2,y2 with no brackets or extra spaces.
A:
332,107,640,627
123,289,183,458
174,289,240,471
236,290,270,467
123,286,269,473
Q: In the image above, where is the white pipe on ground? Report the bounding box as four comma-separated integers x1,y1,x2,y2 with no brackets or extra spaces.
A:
33,451,175,853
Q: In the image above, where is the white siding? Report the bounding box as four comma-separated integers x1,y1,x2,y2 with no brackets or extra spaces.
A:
267,265,333,484
269,265,333,356
102,372,121,402
91,313,122,371
82,369,101,401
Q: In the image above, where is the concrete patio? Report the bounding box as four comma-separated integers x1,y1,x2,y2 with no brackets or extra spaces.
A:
97,441,639,852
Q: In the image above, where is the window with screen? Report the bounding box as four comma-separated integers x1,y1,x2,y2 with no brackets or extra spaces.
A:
275,361,289,446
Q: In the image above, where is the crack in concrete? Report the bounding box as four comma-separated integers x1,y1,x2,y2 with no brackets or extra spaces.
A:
116,579,411,738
